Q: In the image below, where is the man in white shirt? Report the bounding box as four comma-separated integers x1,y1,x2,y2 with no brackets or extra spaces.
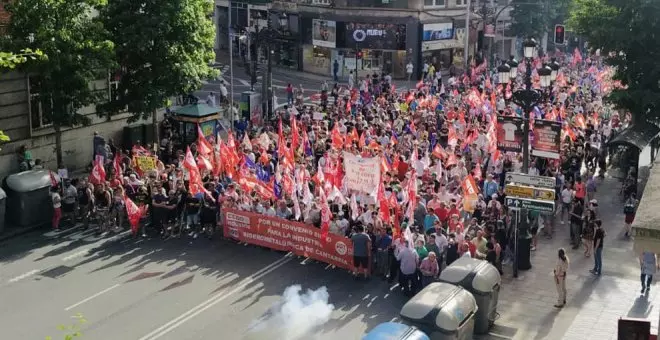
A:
206,92,217,107
560,186,574,224
395,241,419,296
219,81,228,104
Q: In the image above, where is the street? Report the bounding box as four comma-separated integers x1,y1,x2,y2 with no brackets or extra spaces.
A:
195,60,415,110
0,148,658,340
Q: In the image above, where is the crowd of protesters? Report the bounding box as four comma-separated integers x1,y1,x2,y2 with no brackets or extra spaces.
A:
48,48,635,301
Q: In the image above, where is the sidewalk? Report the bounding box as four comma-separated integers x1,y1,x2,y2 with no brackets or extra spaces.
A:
488,160,657,340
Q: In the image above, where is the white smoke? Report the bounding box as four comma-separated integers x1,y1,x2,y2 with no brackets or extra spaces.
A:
245,285,335,340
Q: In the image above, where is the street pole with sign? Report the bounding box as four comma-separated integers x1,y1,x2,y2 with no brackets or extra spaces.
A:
496,38,560,278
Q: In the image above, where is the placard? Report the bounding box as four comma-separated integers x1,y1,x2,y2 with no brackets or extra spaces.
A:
343,152,381,195
496,115,524,152
422,22,454,41
223,209,355,270
134,156,157,171
312,19,336,48
531,119,562,159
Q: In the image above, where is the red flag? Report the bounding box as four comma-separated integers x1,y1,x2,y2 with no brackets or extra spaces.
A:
319,188,332,240
49,170,59,187
197,125,213,155
290,116,300,152
330,124,344,149
89,160,106,185
125,195,144,235
113,153,123,181
377,181,390,223
432,144,448,159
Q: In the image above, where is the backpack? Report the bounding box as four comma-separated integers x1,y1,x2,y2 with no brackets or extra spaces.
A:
624,204,635,214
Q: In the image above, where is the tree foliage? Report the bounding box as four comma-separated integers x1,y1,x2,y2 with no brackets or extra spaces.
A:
99,0,218,122
568,0,660,123
0,48,45,69
510,0,571,40
2,0,115,164
0,130,9,151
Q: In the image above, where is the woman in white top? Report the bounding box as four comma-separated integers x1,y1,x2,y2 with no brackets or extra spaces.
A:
554,248,569,308
640,252,658,294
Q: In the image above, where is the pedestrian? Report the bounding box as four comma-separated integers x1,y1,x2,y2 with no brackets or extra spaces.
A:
51,185,62,231
351,225,372,279
640,251,658,294
395,240,419,296
406,61,414,83
375,228,392,279
570,198,584,249
419,251,439,288
286,83,294,105
590,219,605,276
333,59,339,82
554,248,569,308
623,193,638,238
581,211,595,257
559,184,573,225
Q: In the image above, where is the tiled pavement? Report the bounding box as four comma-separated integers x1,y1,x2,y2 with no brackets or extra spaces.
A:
486,160,657,340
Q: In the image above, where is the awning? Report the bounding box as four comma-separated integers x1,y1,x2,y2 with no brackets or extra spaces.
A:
607,123,660,152
633,163,660,253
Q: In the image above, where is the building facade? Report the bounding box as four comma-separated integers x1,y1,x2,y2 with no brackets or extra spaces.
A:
0,71,161,180
214,0,517,79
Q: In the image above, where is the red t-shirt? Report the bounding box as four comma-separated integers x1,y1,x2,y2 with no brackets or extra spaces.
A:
436,207,449,222
467,241,477,258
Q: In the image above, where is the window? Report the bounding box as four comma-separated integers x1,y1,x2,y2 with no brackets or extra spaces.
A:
424,0,445,7
108,71,121,102
455,0,468,6
28,76,53,130
311,0,331,5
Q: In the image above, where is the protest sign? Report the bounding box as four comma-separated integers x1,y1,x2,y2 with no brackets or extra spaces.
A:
223,209,356,270
343,152,381,195
496,115,524,152
134,156,157,171
531,119,562,159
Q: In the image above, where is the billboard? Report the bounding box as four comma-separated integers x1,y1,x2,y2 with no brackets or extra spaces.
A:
344,22,406,50
496,115,525,153
531,119,562,159
312,19,336,48
422,22,454,41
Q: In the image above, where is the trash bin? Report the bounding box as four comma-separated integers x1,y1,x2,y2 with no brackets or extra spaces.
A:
399,282,478,340
439,257,501,334
0,187,6,233
4,170,60,228
363,322,429,340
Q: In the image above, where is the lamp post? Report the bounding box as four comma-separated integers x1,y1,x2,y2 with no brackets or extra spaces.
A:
506,56,518,80
503,38,551,278
496,62,510,86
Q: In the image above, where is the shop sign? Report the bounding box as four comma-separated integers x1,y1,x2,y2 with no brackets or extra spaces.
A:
496,115,524,153
312,19,336,48
344,22,406,50
422,22,454,41
531,119,562,159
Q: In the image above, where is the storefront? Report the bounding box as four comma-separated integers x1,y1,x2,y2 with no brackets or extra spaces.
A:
340,22,408,78
421,22,464,74
302,19,336,75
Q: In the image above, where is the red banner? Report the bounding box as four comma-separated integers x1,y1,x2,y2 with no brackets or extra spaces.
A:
223,209,355,271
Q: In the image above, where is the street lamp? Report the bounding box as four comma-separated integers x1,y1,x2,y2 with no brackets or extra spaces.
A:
507,56,518,80
523,38,537,59
511,37,542,278
497,63,510,85
538,64,552,89
549,59,560,82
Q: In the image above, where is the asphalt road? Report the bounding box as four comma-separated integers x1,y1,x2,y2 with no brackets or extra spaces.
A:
194,62,415,109
0,227,410,340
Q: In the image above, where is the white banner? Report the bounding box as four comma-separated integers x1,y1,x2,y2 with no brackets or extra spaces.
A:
343,152,381,195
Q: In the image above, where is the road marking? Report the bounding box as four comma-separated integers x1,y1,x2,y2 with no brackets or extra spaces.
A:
138,254,293,340
64,284,121,311
62,249,90,262
7,269,40,283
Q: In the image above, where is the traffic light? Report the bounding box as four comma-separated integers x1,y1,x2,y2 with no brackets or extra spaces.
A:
356,50,363,59
554,24,566,45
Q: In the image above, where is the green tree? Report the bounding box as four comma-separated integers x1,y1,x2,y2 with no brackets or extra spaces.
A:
2,0,115,167
99,0,218,143
0,48,45,69
568,0,660,124
511,0,571,40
